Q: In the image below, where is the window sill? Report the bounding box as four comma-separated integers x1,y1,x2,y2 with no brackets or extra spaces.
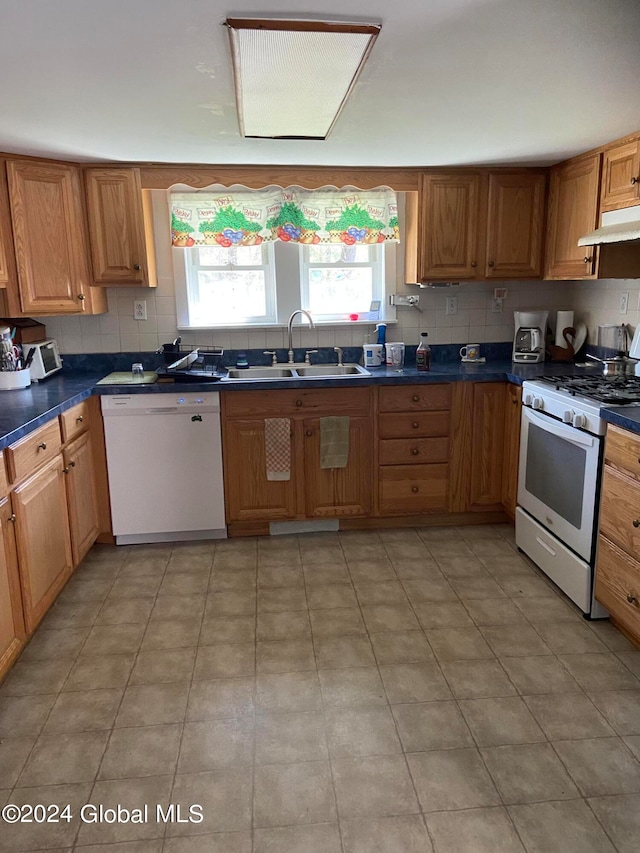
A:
177,320,397,331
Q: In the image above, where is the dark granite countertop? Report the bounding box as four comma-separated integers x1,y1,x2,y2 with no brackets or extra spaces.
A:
0,358,633,450
601,405,640,436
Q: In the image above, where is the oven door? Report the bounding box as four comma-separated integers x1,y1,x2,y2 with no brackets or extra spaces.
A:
518,406,601,561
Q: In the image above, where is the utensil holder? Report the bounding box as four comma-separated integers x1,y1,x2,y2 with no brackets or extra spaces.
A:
0,368,30,390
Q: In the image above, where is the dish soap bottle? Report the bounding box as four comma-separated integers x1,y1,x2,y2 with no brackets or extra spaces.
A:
416,332,430,372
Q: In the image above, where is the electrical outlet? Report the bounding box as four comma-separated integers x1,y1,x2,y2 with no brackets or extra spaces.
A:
134,300,147,321
492,297,503,313
445,296,458,315
619,292,629,314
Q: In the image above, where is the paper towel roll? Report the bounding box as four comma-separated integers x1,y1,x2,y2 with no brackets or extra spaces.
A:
555,311,574,346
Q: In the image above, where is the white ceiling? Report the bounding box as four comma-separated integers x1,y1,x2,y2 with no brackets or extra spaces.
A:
1,0,639,167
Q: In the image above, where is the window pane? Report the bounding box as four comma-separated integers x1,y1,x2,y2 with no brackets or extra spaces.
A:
307,244,372,264
198,245,263,266
307,268,373,315
194,270,267,323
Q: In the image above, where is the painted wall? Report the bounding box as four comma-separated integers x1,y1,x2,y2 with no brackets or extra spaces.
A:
568,278,640,346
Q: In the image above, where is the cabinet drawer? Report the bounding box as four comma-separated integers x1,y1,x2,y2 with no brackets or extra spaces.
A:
223,387,371,418
379,411,450,439
5,420,62,484
595,536,640,642
605,425,640,482
599,465,640,555
379,437,449,466
379,464,449,514
60,400,91,443
378,384,451,413
0,453,7,498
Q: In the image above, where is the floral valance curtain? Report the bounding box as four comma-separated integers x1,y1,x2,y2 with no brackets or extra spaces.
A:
170,187,398,248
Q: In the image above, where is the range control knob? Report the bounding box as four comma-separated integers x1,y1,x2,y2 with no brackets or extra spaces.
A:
572,413,587,429
524,393,533,406
562,410,574,424
532,397,544,411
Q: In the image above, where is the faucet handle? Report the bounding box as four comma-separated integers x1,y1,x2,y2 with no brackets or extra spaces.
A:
304,349,318,365
333,346,344,366
263,350,278,366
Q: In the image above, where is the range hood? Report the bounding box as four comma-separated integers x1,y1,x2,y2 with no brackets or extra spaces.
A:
578,206,640,246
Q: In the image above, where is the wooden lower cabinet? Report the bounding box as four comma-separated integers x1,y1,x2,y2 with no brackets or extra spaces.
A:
469,382,506,510
222,389,373,524
502,383,522,517
11,455,73,633
0,497,25,675
64,431,100,565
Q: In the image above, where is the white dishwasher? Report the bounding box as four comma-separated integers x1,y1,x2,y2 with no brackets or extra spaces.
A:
101,392,227,545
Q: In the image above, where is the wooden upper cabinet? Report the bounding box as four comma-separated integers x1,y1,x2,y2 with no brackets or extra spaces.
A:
600,140,640,212
485,172,545,278
0,163,16,290
420,172,482,280
84,168,157,286
6,160,107,315
545,153,601,279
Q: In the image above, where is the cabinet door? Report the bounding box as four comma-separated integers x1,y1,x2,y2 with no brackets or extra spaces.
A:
0,498,24,677
12,456,73,633
64,432,99,566
303,416,372,518
600,141,640,212
6,160,105,314
545,154,601,278
85,168,154,285
223,419,298,522
486,173,545,278
501,384,522,517
420,173,482,279
0,162,16,290
469,383,506,510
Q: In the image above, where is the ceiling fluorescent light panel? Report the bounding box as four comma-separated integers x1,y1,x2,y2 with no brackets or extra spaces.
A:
226,19,380,139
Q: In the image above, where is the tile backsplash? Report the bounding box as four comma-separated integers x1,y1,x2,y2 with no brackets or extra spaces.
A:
568,278,640,345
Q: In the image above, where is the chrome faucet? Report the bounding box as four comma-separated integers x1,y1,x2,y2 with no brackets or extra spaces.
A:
287,310,314,364
334,346,343,366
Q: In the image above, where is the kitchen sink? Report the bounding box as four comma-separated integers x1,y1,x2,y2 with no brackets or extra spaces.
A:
295,364,369,377
226,367,296,378
223,363,370,380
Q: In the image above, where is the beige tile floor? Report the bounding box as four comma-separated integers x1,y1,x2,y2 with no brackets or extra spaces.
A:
0,525,639,852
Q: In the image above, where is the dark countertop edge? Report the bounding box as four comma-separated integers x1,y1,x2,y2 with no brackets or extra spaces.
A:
0,360,622,450
601,406,640,436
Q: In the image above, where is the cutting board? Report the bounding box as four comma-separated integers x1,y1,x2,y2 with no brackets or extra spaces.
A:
96,372,158,385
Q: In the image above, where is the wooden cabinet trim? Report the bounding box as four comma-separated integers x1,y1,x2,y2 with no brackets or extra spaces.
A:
60,400,91,444
6,419,63,484
604,425,640,482
0,452,8,499
595,535,640,643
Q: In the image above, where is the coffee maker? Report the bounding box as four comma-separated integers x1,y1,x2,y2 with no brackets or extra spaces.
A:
513,311,548,363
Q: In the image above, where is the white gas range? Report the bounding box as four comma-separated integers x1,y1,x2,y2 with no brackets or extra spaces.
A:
516,373,640,618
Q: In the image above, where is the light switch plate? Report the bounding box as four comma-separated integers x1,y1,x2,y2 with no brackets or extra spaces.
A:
445,296,458,315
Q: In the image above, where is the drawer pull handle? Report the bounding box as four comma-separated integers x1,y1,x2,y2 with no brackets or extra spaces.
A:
62,467,70,474
69,460,76,468
411,448,419,455
412,421,419,429
295,400,302,407
76,415,84,423
37,442,47,450
7,514,16,523
306,429,313,437
633,519,640,528
412,395,419,402
627,593,638,605
411,485,419,493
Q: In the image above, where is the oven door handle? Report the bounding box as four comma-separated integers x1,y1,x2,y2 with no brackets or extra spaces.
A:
524,408,596,448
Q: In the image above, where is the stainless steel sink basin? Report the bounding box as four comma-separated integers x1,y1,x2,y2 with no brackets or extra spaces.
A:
295,364,369,377
226,367,295,378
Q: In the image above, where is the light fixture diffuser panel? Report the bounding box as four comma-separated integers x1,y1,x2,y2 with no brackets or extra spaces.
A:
228,21,380,139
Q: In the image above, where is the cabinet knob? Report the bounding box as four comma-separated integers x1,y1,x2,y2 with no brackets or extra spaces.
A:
69,460,76,468
631,177,639,185
7,514,16,523
627,593,638,605
295,400,302,407
37,442,47,450
633,519,640,528
133,264,141,270
583,256,592,264
411,485,419,493
76,416,84,423
306,429,313,437
470,261,477,268
412,421,419,429
512,398,519,405
62,467,70,474
411,448,419,456
412,395,419,402
77,293,85,300
488,260,495,268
